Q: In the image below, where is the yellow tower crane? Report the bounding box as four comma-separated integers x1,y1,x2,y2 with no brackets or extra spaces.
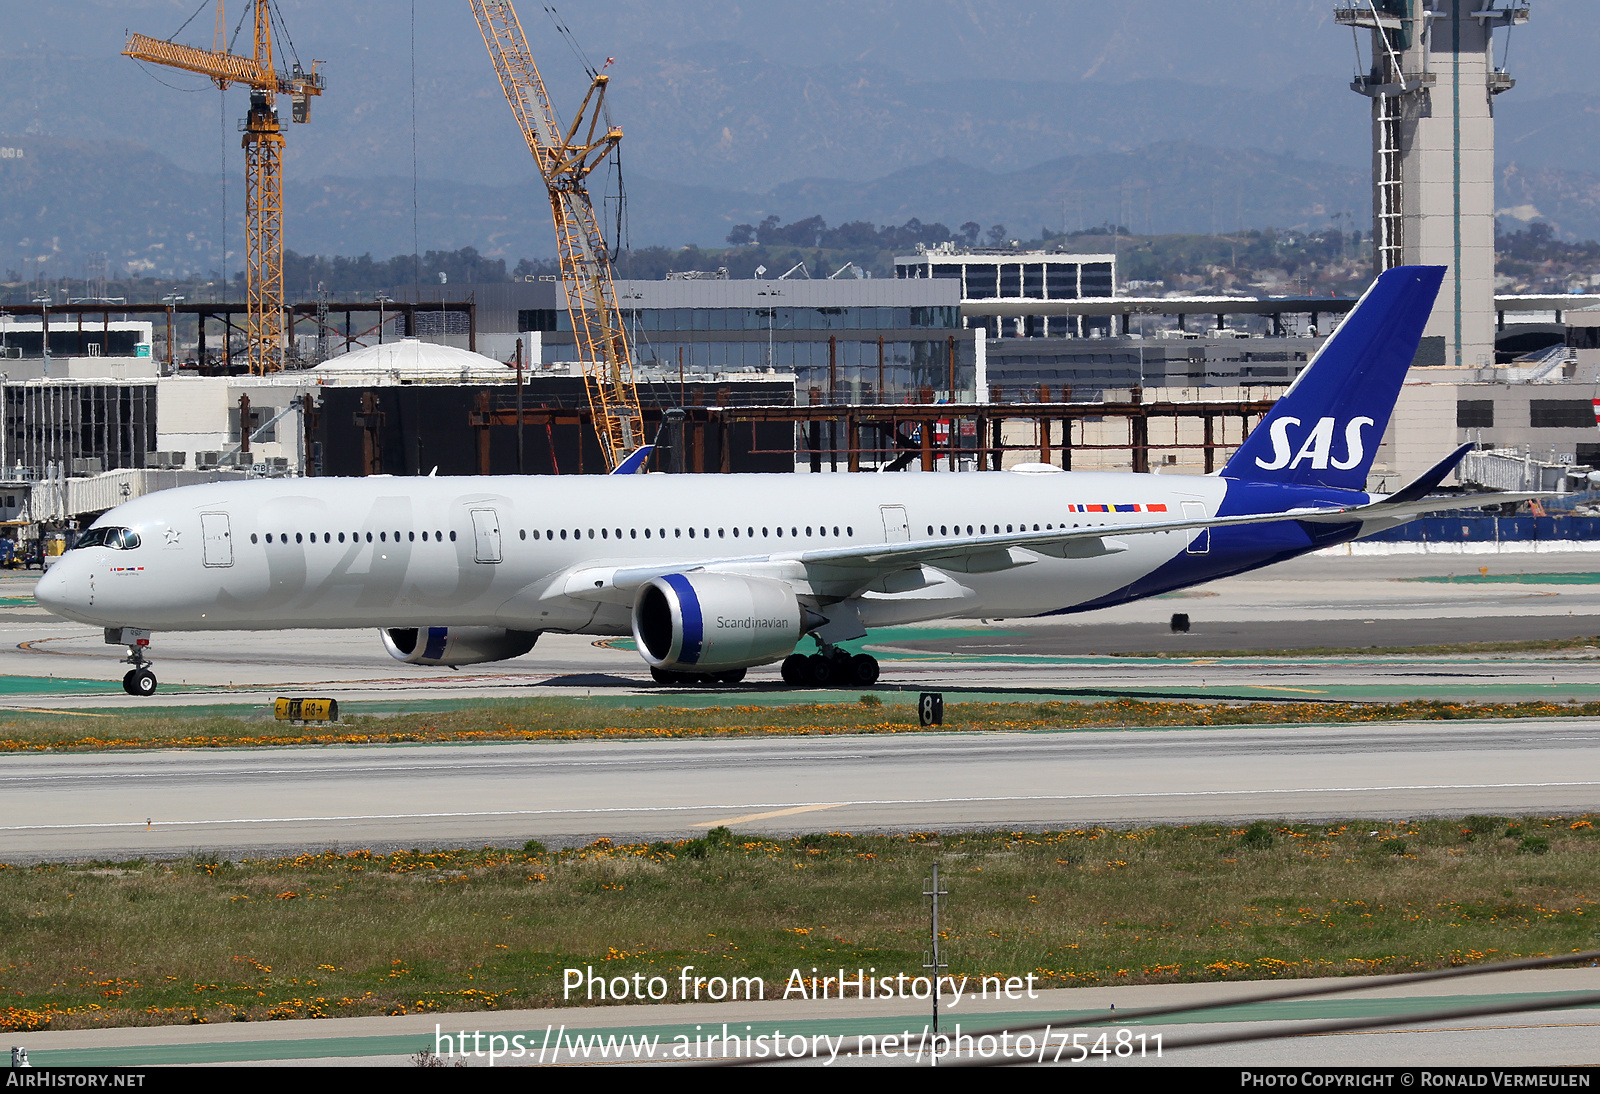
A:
125,2,323,375
471,0,644,471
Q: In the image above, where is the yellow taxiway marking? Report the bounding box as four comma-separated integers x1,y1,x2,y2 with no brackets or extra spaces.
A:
691,804,842,828
1252,686,1330,695
3,707,115,718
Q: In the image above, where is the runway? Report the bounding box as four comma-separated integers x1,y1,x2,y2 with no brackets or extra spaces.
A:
1,551,1600,712
3,551,1600,861
5,719,1599,861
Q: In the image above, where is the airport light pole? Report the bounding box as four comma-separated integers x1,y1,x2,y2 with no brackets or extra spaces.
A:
757,274,778,373
31,296,49,376
515,337,525,475
161,295,184,371
924,861,948,1039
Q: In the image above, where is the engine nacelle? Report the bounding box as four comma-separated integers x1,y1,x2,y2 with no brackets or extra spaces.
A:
381,626,539,667
632,573,802,671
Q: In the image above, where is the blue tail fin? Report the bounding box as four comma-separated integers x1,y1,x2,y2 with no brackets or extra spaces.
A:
1223,265,1444,491
610,445,654,475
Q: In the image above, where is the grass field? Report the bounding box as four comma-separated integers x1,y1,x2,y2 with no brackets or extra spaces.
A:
4,695,1600,753
2,816,1596,1033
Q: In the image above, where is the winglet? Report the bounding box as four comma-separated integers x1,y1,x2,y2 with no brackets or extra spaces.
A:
1384,442,1474,505
610,445,654,475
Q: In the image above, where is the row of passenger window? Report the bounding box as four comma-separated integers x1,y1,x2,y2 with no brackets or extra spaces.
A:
254,530,458,545
521,525,856,541
252,525,861,547
928,522,1078,536
252,521,1119,550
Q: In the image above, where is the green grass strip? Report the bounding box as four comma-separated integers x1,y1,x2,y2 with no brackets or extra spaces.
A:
2,818,1596,1035
4,695,1600,753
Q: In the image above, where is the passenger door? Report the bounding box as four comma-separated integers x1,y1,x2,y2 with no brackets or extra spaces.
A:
471,508,503,564
1181,501,1210,555
200,512,233,567
879,505,910,543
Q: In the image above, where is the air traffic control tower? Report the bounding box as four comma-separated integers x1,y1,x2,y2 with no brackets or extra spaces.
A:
1336,1,1527,371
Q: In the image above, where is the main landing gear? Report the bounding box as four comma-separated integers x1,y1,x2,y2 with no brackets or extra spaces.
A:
780,647,879,688
645,646,881,690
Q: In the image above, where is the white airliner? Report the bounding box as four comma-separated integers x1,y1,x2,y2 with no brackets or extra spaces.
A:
35,267,1540,696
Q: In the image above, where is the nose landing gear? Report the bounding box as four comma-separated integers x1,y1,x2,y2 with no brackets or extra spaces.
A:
107,628,159,696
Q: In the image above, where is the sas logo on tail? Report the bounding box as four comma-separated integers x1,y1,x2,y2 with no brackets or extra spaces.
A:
1254,416,1375,471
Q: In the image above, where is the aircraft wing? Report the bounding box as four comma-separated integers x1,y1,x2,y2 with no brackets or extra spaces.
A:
549,485,1559,607
793,505,1355,570
550,502,1380,604
789,488,1551,570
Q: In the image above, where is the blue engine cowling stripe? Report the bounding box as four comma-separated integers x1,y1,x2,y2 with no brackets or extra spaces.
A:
660,573,703,665
423,626,449,662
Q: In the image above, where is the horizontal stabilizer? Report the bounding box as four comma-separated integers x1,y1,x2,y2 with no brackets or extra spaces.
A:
1295,490,1560,526
1385,442,1474,505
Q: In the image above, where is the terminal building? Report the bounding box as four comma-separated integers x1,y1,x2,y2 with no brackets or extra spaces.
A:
893,244,1116,338
413,276,977,404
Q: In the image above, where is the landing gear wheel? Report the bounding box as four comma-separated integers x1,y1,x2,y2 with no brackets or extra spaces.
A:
780,654,809,686
650,666,678,686
806,654,836,687
125,668,157,697
848,653,880,687
713,668,746,685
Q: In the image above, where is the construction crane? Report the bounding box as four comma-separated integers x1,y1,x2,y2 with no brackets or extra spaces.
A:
125,2,323,375
471,1,644,471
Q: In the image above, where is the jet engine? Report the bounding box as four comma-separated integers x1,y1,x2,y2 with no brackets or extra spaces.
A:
381,626,539,667
632,573,802,671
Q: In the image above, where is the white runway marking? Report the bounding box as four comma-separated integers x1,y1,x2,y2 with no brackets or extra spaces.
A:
5,779,1598,833
691,803,843,827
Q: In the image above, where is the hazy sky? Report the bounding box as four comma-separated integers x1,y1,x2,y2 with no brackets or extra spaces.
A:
15,1,1587,87
9,2,1581,90
4,1,1582,187
0,3,1587,203
2,0,1589,265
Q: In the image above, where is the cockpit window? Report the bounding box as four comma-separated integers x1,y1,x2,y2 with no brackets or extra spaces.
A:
73,527,140,550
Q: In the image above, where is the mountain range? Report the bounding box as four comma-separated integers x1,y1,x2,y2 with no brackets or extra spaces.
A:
2,2,1595,277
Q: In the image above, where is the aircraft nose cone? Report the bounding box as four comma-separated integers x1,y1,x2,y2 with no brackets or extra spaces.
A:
34,564,73,616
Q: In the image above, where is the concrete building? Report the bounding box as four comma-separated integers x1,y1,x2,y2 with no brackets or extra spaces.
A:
0,317,156,380
1336,0,1529,369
